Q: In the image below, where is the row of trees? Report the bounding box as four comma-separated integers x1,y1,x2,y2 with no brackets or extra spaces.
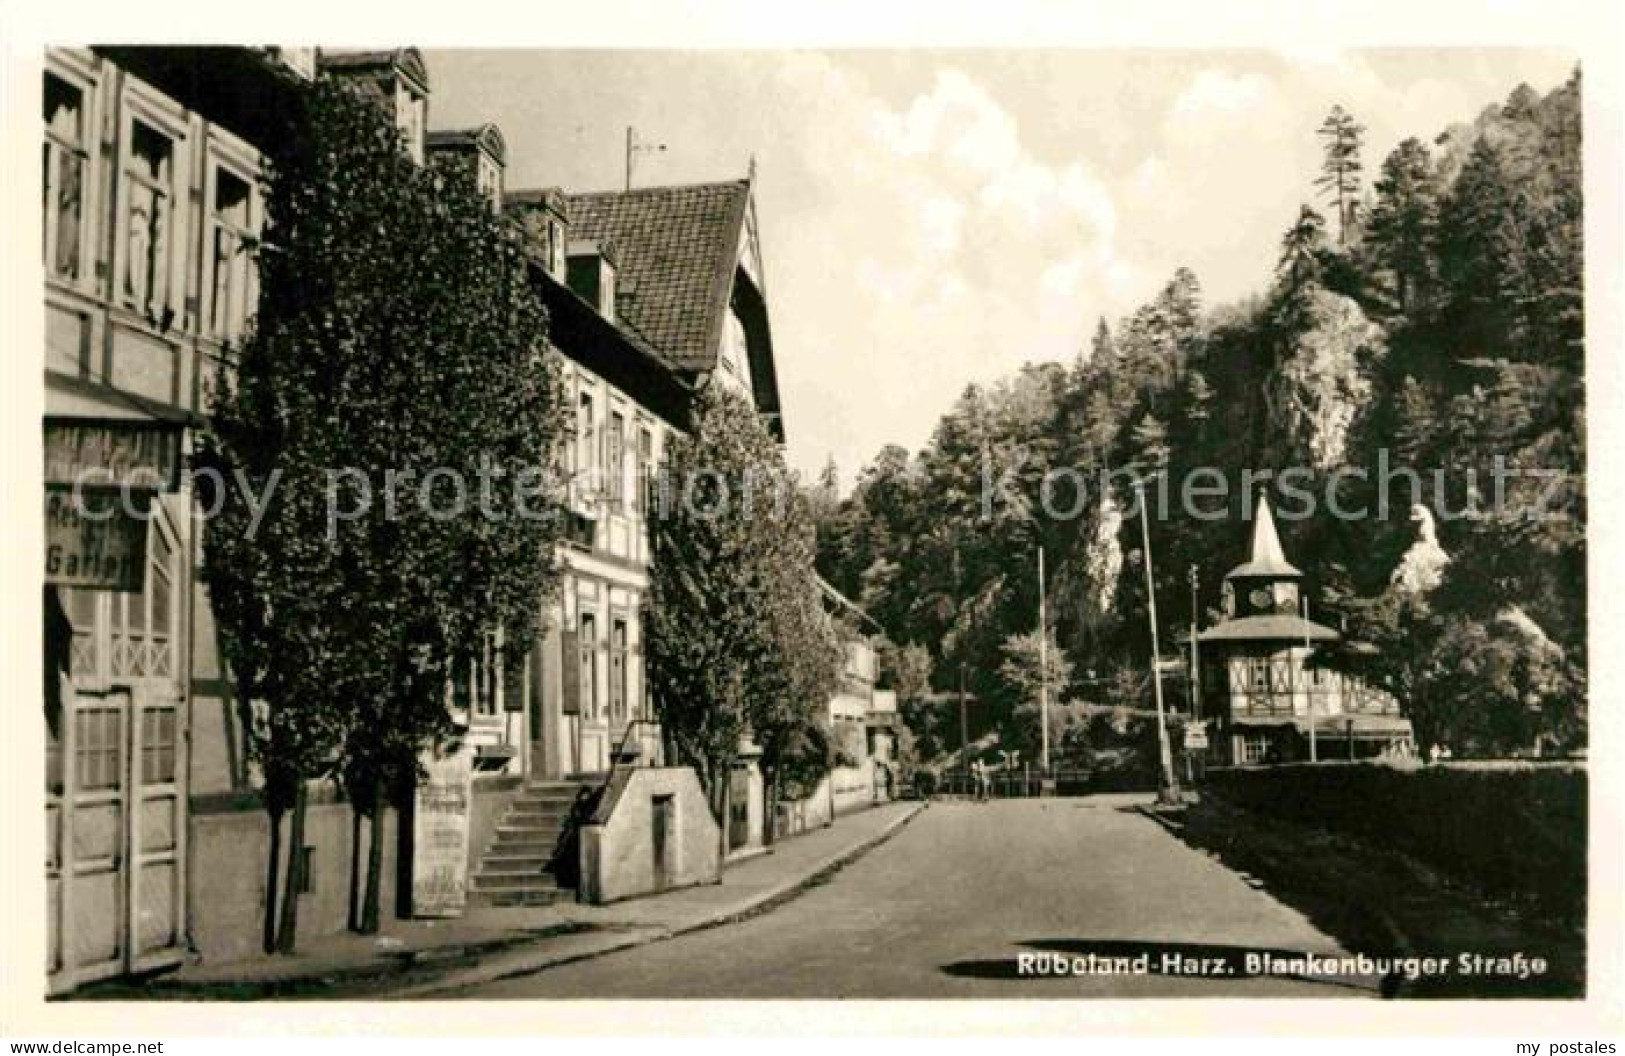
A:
817,71,1585,764
200,78,570,952
647,387,846,851
205,75,846,955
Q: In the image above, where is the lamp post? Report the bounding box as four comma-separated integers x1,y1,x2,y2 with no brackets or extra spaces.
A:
1303,593,1317,763
1188,564,1201,723
1037,545,1050,775
1131,473,1181,805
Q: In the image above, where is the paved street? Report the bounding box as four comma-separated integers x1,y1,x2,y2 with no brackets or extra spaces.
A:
453,796,1369,998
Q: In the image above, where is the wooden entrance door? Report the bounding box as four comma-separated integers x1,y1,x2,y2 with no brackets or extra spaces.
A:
46,503,187,995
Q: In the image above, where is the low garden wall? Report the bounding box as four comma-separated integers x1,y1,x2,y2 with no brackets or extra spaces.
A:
1205,761,1586,922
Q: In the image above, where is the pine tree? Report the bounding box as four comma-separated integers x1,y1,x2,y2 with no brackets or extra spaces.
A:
1368,137,1439,310
1275,204,1328,298
1129,413,1170,472
1436,137,1521,357
1315,105,1366,244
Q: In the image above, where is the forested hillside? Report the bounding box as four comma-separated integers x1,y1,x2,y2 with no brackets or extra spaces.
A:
814,71,1585,763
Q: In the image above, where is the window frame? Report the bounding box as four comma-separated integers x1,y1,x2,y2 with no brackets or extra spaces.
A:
113,77,189,327
634,424,654,516
42,56,101,292
609,615,628,723
200,128,263,345
607,409,626,510
395,82,426,165
578,611,600,720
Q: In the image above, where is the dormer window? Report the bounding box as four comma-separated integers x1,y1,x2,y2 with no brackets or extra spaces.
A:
396,84,425,164
319,50,431,166
548,220,566,278
566,240,618,321
600,262,617,323
476,155,502,210
266,47,316,80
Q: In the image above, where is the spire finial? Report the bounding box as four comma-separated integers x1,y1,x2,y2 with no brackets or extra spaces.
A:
1250,491,1289,569
1225,488,1302,579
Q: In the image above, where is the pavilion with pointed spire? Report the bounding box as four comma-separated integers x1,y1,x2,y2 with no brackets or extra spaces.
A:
1196,493,1414,766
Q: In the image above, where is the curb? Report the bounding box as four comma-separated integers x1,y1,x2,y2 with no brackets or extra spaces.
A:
1134,803,1187,835
395,802,926,997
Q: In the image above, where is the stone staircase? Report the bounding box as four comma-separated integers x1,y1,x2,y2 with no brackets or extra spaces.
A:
469,780,591,908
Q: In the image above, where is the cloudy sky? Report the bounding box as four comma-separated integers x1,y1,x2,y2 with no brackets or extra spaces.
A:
424,49,1575,485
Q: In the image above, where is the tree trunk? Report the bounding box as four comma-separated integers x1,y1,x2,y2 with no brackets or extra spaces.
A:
360,777,386,934
275,780,308,954
717,766,732,865
347,805,363,932
761,763,778,847
263,806,283,954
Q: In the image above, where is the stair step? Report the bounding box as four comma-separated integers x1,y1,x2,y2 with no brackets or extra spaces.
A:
494,818,565,831
487,831,559,844
507,807,571,821
472,889,566,908
473,872,561,891
481,854,552,870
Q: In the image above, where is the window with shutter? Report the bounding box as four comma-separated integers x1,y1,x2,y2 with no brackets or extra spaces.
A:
560,629,580,716
578,613,598,719
503,647,527,713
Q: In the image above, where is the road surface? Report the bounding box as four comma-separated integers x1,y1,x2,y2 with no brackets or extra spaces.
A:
453,795,1368,998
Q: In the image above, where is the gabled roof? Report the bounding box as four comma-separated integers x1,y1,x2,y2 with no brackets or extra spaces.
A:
426,123,507,165
530,264,691,431
1226,493,1302,579
317,47,429,95
565,180,751,374
1197,615,1339,644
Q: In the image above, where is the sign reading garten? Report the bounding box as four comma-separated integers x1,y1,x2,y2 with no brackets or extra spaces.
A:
44,487,147,593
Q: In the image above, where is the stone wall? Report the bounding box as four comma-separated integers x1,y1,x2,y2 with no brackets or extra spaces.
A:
578,767,719,904
187,798,400,964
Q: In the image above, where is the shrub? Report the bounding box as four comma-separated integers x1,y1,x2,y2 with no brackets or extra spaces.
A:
1206,762,1586,924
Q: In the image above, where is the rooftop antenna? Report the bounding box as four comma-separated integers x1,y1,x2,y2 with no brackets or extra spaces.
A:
625,126,667,191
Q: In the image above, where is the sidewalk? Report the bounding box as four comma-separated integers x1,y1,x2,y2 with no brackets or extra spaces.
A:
86,799,923,1000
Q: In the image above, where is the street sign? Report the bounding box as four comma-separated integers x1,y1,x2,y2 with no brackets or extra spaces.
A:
44,486,147,593
44,419,182,490
1183,725,1210,750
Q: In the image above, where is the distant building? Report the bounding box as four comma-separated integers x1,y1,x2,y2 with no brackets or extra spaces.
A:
1197,495,1414,766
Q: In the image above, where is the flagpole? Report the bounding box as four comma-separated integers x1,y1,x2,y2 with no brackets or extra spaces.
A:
1304,593,1317,763
1132,474,1179,804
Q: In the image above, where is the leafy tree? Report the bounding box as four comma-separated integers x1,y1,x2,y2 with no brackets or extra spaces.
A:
648,386,841,850
997,629,1075,761
878,639,935,755
198,77,566,950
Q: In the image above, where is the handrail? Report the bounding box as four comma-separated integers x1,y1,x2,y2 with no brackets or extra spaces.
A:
609,717,663,774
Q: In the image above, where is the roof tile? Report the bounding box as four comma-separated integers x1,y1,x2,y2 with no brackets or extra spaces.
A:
565,181,749,373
